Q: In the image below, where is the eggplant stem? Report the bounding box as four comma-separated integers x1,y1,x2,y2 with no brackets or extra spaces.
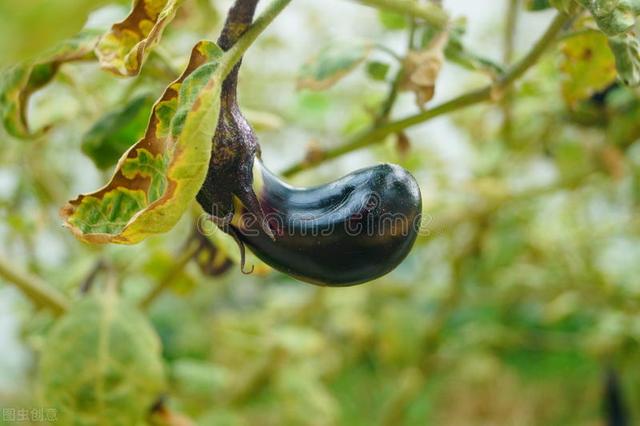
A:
227,225,255,274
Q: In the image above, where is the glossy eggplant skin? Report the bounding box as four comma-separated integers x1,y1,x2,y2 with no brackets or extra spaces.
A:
231,160,422,286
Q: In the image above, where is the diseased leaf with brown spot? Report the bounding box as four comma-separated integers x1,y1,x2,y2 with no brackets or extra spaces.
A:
297,40,372,91
559,30,618,106
61,41,224,244
96,0,182,76
0,30,99,139
401,32,447,106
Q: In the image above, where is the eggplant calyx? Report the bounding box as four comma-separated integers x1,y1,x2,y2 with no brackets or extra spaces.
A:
196,0,274,252
196,100,275,241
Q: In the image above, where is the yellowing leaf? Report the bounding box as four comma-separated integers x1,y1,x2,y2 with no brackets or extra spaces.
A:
0,30,99,139
401,32,447,106
39,291,166,425
62,41,224,244
96,0,182,76
297,40,372,91
559,31,617,106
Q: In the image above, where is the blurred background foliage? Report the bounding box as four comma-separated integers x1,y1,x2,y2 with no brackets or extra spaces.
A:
1,0,640,425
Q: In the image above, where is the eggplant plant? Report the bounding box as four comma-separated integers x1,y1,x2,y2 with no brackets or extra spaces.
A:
2,0,640,424
195,0,422,286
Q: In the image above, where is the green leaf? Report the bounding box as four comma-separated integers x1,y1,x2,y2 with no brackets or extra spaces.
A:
606,87,640,145
576,0,640,36
525,0,552,10
297,40,373,91
62,41,224,244
82,93,156,169
0,30,99,139
39,291,166,425
378,10,407,30
96,0,182,76
0,0,108,67
443,21,505,77
559,31,617,105
171,359,228,397
366,61,391,81
608,32,640,86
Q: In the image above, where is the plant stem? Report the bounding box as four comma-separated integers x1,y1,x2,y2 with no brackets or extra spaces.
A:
217,0,260,110
282,11,571,177
357,0,448,30
0,255,69,316
219,0,293,78
501,0,519,143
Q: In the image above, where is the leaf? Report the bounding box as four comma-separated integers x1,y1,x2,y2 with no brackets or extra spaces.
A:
395,131,411,156
608,32,640,86
82,93,156,169
0,30,99,139
297,40,373,91
378,10,407,30
443,21,505,77
401,32,447,106
559,31,617,105
61,41,224,244
171,359,228,397
576,0,639,36
606,86,640,145
39,291,166,425
366,61,391,81
0,0,108,67
525,0,552,10
96,0,182,76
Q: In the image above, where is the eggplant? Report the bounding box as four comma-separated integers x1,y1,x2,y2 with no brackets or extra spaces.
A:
226,159,422,286
196,0,422,286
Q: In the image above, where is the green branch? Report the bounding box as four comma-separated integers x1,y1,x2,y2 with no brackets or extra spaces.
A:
219,0,293,78
0,255,69,316
501,0,520,142
357,0,448,30
282,11,571,177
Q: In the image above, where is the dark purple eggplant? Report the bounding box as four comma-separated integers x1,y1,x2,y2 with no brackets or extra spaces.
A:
228,159,421,286
196,0,422,286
